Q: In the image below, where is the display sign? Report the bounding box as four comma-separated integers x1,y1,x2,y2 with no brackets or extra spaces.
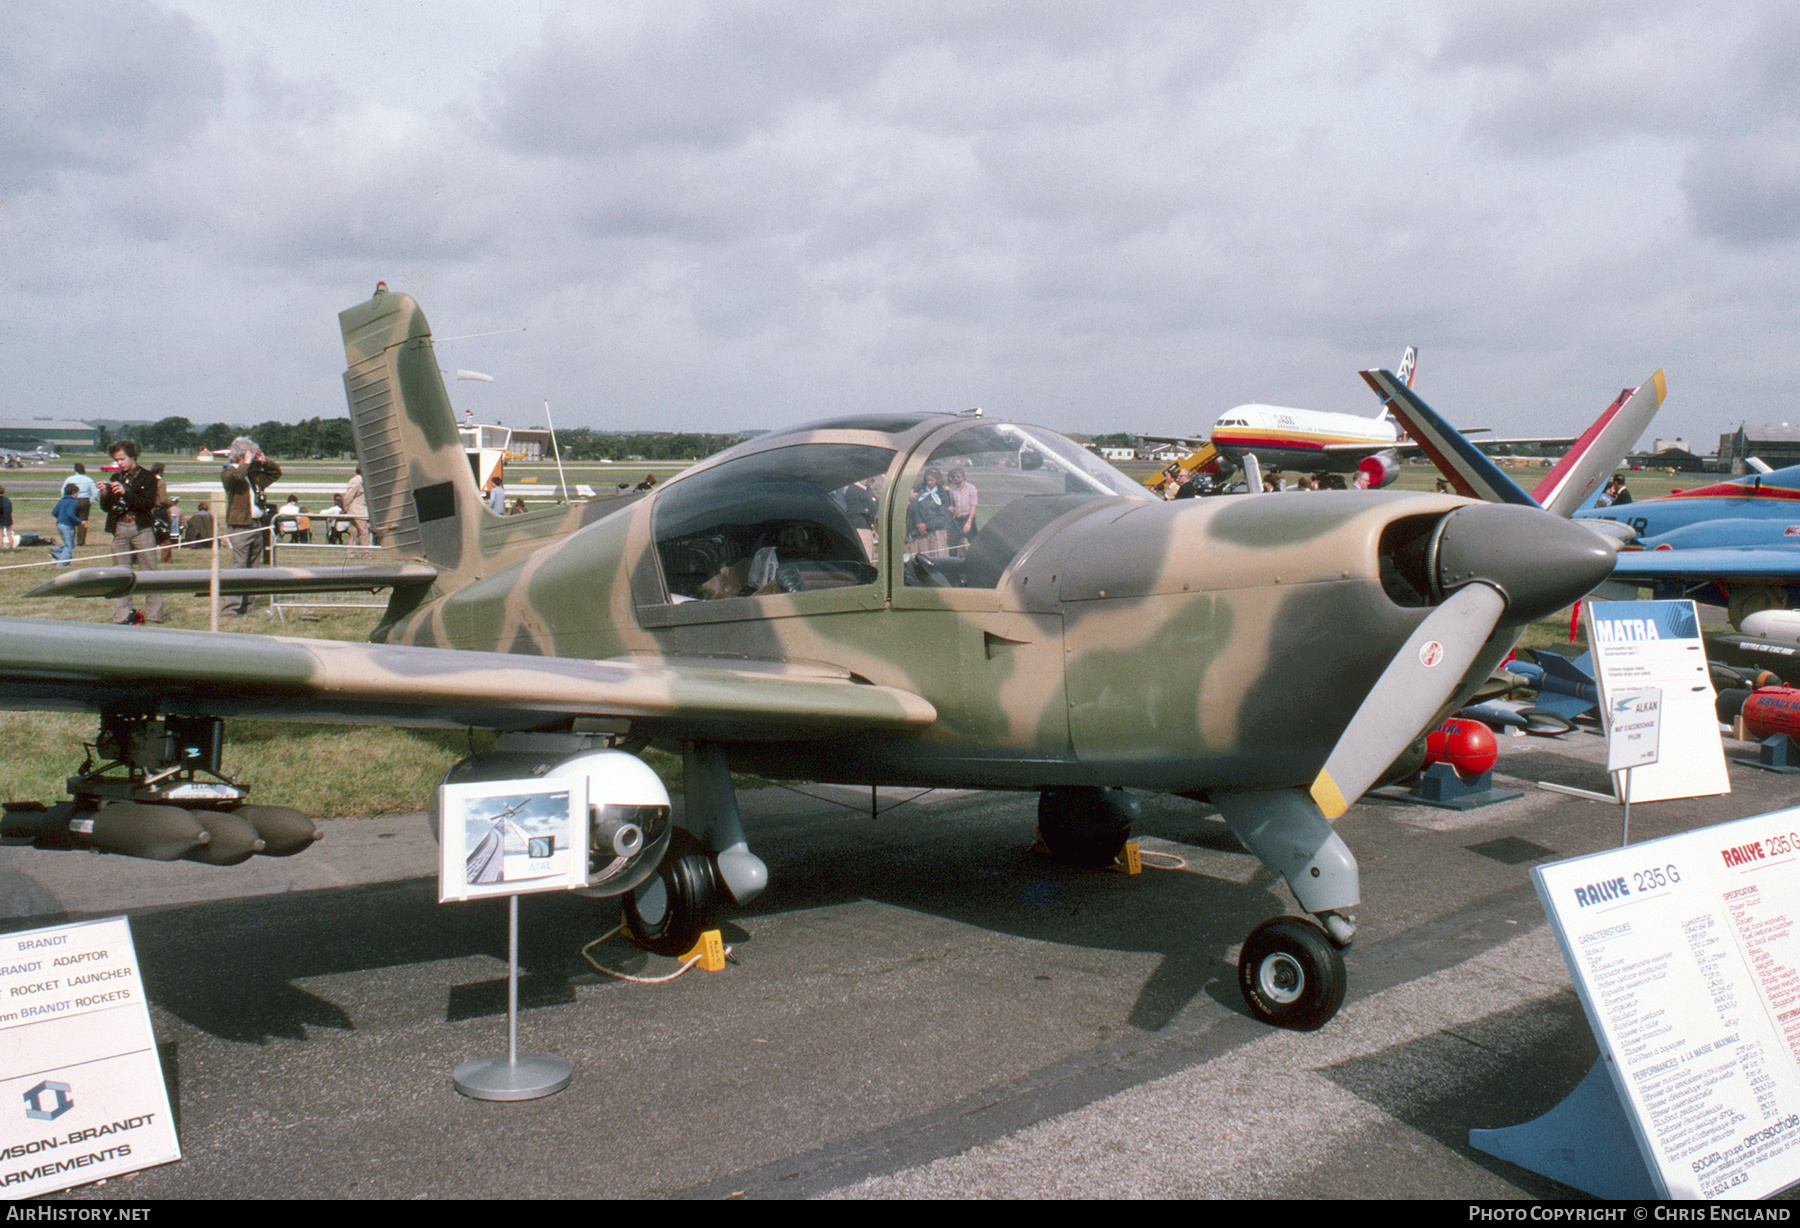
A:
1606,687,1662,775
1534,807,1800,1199
438,778,590,902
0,917,180,1197
1586,600,1728,803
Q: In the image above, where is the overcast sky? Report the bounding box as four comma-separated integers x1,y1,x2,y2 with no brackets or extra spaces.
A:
6,1,1798,447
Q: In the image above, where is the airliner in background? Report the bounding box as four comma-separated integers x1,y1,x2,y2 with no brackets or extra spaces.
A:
1207,347,1421,488
1142,348,1425,489
1146,348,1577,490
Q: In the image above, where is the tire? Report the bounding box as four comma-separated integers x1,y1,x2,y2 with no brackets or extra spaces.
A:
1036,787,1137,867
622,829,719,957
1237,917,1347,1032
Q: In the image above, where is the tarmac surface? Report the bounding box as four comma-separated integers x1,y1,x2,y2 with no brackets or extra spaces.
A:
6,722,1800,1200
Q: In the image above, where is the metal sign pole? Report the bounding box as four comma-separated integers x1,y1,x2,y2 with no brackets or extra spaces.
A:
453,894,572,1102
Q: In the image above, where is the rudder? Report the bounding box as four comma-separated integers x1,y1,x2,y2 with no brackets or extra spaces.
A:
339,285,488,584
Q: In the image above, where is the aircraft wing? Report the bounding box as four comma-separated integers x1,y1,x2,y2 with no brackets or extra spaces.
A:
27,564,438,600
1609,548,1800,585
0,617,936,739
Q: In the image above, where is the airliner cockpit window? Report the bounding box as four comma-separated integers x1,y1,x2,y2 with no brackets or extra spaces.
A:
654,444,895,602
903,422,1150,589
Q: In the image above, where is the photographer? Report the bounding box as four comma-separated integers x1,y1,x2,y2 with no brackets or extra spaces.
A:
97,440,162,624
220,436,281,617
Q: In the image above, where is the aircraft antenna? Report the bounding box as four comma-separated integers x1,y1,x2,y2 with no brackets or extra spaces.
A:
544,400,572,504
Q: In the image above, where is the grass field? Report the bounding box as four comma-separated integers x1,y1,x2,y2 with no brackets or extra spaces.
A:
0,456,692,817
0,449,1646,816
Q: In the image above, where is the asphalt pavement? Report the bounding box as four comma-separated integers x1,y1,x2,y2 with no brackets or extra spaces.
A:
6,722,1800,1200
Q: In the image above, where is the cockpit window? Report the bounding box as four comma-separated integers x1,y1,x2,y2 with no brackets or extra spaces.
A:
903,422,1150,589
654,444,895,601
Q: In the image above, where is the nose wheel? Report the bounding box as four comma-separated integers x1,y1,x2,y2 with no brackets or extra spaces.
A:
1237,917,1347,1031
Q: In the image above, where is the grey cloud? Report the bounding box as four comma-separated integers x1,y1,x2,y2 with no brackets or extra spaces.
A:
1437,0,1748,152
1684,124,1800,247
487,1,1275,159
0,0,223,176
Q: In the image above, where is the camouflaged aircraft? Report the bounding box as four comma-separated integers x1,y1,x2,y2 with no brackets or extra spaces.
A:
0,287,1617,1031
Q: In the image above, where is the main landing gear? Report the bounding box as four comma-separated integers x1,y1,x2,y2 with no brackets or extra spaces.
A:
619,742,768,957
1035,786,1139,866
622,828,720,956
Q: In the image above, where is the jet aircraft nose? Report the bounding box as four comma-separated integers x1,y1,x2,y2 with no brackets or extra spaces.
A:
1432,503,1617,624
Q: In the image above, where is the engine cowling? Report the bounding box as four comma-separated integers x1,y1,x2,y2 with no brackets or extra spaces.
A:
1358,452,1401,489
430,748,672,897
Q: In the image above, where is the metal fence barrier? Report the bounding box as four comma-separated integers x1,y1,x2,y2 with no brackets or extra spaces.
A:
266,538,394,621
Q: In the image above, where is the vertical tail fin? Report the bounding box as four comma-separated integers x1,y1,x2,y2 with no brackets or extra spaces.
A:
1359,369,1540,507
1529,373,1665,517
1376,346,1418,429
1396,346,1417,389
339,286,488,582
1360,367,1667,519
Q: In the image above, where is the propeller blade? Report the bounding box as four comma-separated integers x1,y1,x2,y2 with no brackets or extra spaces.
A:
1310,581,1506,818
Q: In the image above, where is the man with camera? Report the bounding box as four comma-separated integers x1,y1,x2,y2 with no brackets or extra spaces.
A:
98,439,162,625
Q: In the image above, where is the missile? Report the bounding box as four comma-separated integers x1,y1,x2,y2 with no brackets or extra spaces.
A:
1737,686,1800,744
1424,718,1498,780
1508,652,1598,720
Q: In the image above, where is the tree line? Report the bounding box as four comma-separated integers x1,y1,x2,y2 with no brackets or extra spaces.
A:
97,417,358,458
90,417,748,462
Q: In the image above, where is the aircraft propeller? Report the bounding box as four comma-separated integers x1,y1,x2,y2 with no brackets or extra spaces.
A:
1314,501,1617,818
1217,501,1615,1029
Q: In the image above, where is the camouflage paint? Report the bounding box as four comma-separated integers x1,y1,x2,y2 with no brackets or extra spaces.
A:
314,289,1612,797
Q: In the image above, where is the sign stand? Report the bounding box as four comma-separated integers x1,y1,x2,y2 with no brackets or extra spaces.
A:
438,778,593,1104
1471,806,1800,1199
453,895,572,1102
1469,1061,1657,1199
1607,686,1661,847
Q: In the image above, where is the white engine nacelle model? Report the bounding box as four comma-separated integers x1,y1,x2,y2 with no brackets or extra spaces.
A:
429,738,672,897
1740,609,1800,645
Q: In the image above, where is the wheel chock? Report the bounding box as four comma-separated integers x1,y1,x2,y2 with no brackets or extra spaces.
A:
681,930,727,971
1106,841,1142,876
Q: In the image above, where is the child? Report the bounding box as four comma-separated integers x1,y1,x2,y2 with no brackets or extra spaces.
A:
53,482,83,566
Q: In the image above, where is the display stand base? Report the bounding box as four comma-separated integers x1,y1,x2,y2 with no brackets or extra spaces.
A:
454,1054,573,1102
1470,1059,1656,1199
1375,763,1523,811
450,895,573,1103
1737,733,1800,774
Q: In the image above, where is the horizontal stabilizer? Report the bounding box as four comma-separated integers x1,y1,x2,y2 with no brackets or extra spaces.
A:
26,564,439,600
